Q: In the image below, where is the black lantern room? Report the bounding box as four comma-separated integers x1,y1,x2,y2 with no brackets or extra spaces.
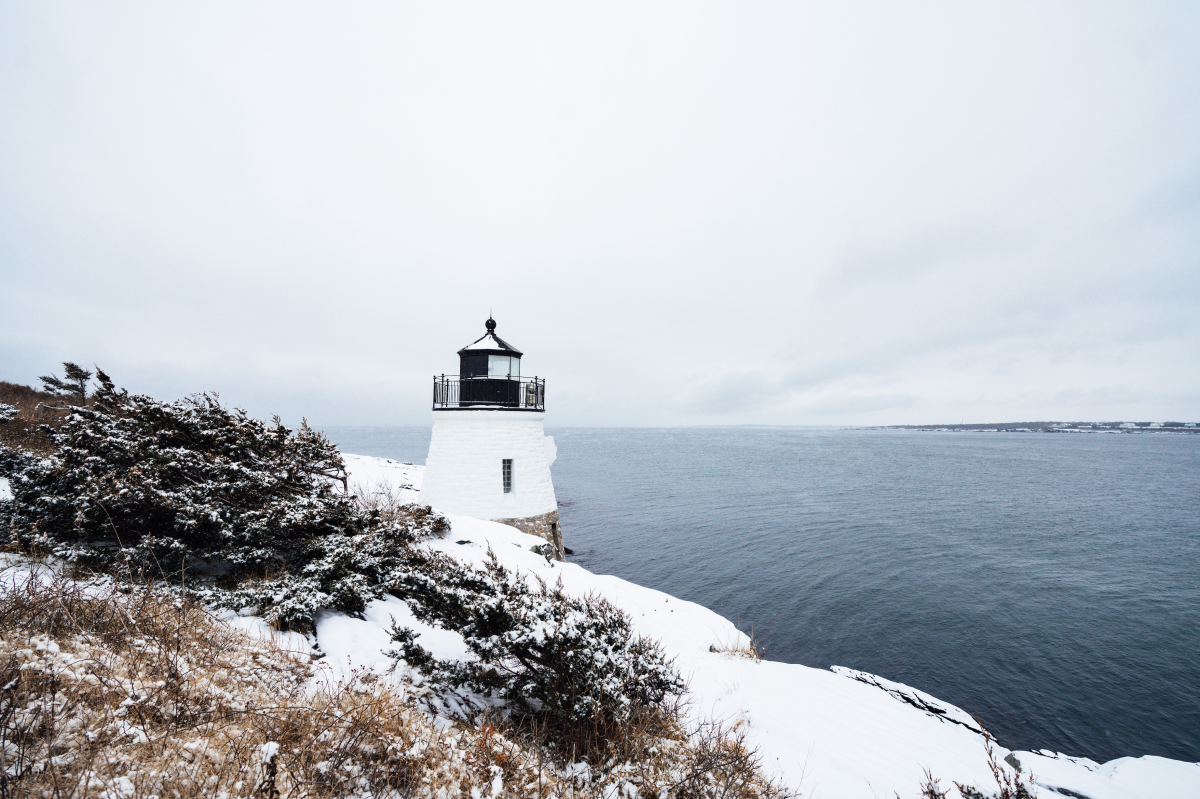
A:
458,317,522,380
432,318,545,410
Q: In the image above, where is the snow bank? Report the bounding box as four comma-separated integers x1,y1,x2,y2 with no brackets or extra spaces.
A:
341,453,422,501
1008,750,1200,799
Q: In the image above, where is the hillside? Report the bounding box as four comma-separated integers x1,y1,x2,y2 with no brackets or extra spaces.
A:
0,381,61,454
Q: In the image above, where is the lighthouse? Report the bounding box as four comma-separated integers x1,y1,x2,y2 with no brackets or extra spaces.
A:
421,318,563,558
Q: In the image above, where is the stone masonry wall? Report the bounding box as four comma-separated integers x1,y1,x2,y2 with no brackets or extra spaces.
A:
494,510,564,561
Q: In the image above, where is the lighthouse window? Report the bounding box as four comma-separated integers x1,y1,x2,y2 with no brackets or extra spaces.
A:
461,354,488,378
502,459,513,493
489,355,518,379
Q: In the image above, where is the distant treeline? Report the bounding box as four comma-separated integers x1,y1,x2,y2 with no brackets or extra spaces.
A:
876,421,1198,433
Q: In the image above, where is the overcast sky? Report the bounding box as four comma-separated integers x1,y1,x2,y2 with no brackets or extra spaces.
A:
2,2,1198,427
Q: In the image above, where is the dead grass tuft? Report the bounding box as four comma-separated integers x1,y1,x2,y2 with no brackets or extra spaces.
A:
708,624,764,662
352,479,448,538
915,729,1035,799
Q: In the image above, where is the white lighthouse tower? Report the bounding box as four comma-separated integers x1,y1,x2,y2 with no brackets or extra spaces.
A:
421,318,563,557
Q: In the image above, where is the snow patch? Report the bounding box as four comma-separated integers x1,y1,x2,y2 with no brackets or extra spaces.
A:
341,453,422,502
1009,750,1200,799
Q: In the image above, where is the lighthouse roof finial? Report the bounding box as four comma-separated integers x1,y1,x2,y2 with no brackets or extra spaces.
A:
459,313,522,356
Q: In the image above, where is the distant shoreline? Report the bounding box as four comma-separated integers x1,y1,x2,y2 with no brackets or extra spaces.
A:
869,421,1199,433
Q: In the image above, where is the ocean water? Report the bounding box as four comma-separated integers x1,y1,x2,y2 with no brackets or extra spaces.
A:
323,425,1200,764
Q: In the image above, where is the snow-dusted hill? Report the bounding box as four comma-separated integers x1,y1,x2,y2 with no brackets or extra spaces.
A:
6,457,1191,797
315,456,1198,799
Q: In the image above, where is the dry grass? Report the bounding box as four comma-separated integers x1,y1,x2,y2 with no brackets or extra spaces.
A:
0,565,567,798
670,721,786,799
0,383,54,422
914,730,1035,799
351,481,447,539
0,382,62,456
0,562,795,798
708,625,764,662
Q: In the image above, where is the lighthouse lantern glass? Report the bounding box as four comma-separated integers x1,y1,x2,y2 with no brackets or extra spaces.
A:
488,355,519,379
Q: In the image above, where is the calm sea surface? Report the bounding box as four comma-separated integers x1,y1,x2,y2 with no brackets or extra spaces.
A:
324,426,1200,764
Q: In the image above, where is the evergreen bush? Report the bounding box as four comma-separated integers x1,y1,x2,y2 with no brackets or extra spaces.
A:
38,361,94,403
387,548,686,754
0,378,446,629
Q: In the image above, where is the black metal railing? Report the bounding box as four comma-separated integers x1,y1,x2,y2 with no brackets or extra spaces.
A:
433,376,545,410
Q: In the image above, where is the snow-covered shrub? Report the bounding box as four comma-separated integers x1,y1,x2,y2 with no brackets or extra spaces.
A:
0,402,16,423
387,548,686,756
0,380,446,628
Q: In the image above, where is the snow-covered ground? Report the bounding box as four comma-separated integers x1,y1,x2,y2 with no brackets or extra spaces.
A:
341,453,423,501
1007,750,1199,799
1,459,1195,798
312,455,1198,799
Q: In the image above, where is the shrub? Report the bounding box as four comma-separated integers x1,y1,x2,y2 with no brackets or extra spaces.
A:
387,548,686,759
0,378,446,629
